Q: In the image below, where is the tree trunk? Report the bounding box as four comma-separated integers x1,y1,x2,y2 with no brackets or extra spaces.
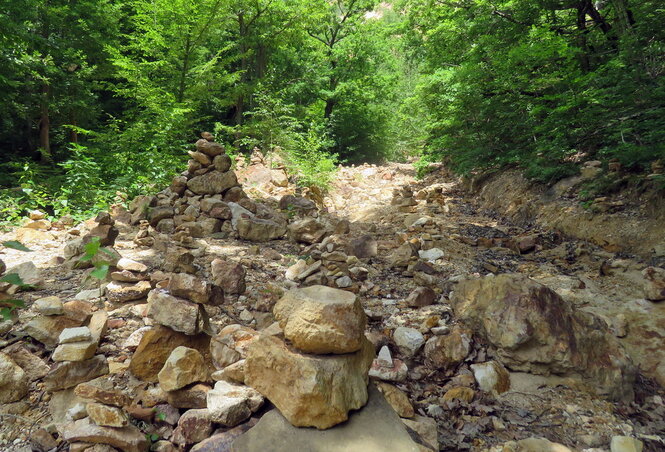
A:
39,83,52,163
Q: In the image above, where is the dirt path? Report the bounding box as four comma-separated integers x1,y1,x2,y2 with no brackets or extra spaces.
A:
1,161,664,451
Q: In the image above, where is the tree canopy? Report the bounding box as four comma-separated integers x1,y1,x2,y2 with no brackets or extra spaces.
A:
0,0,663,223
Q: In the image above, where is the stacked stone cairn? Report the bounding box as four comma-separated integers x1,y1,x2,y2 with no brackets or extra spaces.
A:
391,186,418,212
242,285,375,429
284,219,375,292
128,132,287,244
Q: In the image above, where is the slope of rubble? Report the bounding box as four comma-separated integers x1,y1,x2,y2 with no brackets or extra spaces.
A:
1,140,664,452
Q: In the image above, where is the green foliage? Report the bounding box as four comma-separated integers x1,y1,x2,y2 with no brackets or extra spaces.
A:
405,0,665,183
79,237,112,283
2,241,32,252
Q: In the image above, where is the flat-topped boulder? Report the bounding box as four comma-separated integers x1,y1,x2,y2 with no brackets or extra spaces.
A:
231,384,421,451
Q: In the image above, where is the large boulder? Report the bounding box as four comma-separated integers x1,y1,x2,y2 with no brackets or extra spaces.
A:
288,218,327,244
236,217,286,242
187,170,238,196
244,334,375,429
273,285,366,354
231,384,421,452
451,274,636,401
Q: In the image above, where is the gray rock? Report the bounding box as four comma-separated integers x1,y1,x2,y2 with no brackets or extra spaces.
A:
231,385,421,452
188,170,238,195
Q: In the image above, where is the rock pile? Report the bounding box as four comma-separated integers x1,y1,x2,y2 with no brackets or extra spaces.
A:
244,285,375,429
127,133,287,243
391,186,418,212
285,230,374,291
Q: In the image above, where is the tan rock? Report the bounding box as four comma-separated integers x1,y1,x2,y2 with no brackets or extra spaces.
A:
158,347,209,392
210,325,259,370
2,344,50,381
402,415,439,452
377,382,414,418
87,402,128,427
165,383,211,409
470,361,510,395
44,355,109,391
236,217,286,242
52,340,98,362
62,417,149,452
75,377,131,407
501,438,572,452
206,380,264,426
442,387,475,403
245,334,375,429
34,296,64,315
274,285,366,354
106,280,151,303
423,325,472,370
0,352,29,403
452,274,636,401
117,258,148,273
129,326,211,382
642,266,665,301
147,289,208,335
211,259,246,295
167,273,212,304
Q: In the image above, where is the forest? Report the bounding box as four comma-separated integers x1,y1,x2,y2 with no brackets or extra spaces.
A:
1,0,664,225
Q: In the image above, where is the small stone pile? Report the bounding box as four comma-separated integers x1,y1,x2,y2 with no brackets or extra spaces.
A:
127,133,287,243
104,257,152,303
391,186,418,212
64,211,120,269
244,285,375,429
285,226,375,291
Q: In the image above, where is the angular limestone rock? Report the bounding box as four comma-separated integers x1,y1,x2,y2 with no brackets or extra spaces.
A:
44,355,109,391
0,352,29,403
231,385,421,451
147,290,208,335
207,381,264,427
62,417,149,452
273,285,366,354
158,347,209,392
452,273,636,401
244,334,375,429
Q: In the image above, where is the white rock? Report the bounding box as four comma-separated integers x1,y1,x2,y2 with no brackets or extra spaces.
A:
610,436,643,452
227,202,255,229
393,327,425,357
418,248,444,262
34,296,64,316
116,258,148,273
336,276,353,288
377,346,393,367
207,380,264,427
285,260,308,281
59,327,93,344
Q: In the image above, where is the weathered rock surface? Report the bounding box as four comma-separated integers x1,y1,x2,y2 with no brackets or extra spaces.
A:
236,217,286,242
207,380,264,426
44,355,109,391
210,325,259,370
129,326,211,382
106,280,151,303
147,289,208,335
424,325,472,370
62,417,149,452
642,266,665,301
452,274,636,401
0,352,29,403
86,402,128,427
172,409,213,446
187,170,238,195
273,285,366,354
158,346,209,391
244,334,375,429
211,259,246,295
231,384,421,451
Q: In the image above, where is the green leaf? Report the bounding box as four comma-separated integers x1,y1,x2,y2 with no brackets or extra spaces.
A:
90,264,109,280
1,308,11,321
3,299,25,308
0,273,25,286
2,241,32,252
84,237,101,256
